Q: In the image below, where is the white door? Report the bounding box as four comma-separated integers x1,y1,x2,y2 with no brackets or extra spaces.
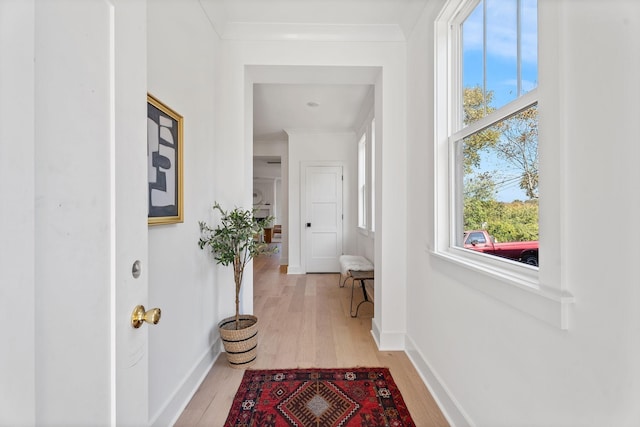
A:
304,165,343,272
112,0,151,425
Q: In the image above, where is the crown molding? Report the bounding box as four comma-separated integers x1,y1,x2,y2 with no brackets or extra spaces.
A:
220,22,406,42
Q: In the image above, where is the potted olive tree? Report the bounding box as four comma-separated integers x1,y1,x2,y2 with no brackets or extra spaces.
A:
198,202,275,368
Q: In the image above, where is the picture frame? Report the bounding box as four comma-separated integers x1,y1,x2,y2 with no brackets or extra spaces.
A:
147,93,184,225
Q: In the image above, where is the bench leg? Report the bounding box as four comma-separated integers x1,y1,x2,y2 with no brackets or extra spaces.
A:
338,273,352,288
350,278,373,318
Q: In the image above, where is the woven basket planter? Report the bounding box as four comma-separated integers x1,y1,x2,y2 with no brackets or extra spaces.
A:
218,315,258,368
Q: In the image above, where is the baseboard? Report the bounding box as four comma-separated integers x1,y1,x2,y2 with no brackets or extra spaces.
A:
404,335,475,427
286,265,304,274
150,338,222,427
370,319,405,350
371,320,381,347
377,331,405,350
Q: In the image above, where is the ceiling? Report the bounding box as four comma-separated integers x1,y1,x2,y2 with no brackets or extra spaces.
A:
253,83,373,141
198,0,429,152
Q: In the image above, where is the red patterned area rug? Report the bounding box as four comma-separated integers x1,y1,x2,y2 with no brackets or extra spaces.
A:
224,367,416,427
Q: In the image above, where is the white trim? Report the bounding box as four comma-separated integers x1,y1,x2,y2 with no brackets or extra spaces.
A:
354,101,376,235
371,320,381,347
151,340,221,427
375,330,406,351
286,265,305,275
430,249,573,329
369,116,376,233
357,133,367,229
107,2,116,424
220,22,406,42
357,226,370,237
405,336,475,427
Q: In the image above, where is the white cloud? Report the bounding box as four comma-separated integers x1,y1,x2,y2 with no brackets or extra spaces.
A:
502,78,538,93
463,0,538,64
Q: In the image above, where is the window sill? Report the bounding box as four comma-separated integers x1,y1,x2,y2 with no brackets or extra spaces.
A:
430,248,574,330
357,226,369,236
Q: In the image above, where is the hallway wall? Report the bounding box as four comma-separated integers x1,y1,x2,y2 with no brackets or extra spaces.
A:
406,1,640,425
146,1,222,424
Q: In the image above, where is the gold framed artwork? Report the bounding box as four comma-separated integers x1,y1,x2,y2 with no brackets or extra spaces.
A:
147,93,184,225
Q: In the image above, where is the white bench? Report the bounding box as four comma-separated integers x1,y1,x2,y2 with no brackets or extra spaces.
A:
338,255,374,287
339,255,375,317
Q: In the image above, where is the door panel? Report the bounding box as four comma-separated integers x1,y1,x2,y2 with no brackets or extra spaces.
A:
305,166,343,272
311,233,339,258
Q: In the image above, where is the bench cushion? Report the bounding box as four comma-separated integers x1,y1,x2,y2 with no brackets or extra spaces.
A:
339,255,374,275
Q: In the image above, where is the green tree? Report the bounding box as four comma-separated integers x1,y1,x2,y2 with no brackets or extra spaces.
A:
465,200,539,243
462,86,501,173
463,172,498,231
464,171,496,201
494,105,539,199
486,201,539,242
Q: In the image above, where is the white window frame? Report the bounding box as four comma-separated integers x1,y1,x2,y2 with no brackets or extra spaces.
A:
357,111,376,235
370,118,376,233
358,132,367,230
433,0,574,329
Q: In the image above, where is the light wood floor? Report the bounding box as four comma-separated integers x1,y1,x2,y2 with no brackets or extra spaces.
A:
174,246,449,426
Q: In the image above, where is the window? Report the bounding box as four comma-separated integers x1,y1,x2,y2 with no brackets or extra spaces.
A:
358,132,367,229
370,118,376,232
357,118,376,233
434,0,573,330
448,0,539,267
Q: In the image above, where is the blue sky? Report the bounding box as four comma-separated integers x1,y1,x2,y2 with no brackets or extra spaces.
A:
462,0,538,201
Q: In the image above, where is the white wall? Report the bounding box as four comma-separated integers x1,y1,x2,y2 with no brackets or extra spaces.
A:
406,1,640,425
146,1,221,424
253,179,276,211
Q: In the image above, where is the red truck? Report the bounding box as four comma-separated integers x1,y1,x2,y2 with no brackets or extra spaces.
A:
463,230,538,266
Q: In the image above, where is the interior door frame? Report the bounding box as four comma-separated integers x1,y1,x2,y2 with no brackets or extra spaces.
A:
300,161,345,273
112,0,149,424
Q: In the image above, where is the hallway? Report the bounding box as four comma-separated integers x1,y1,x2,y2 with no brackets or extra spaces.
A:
174,247,449,426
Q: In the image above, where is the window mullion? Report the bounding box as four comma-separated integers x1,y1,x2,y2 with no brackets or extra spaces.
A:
450,15,464,134
451,88,538,142
482,0,487,115
517,0,522,96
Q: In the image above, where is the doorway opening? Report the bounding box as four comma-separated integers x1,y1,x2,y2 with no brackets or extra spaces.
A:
251,66,379,276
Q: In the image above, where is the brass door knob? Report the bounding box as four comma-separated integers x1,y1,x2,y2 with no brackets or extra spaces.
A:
131,305,161,329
